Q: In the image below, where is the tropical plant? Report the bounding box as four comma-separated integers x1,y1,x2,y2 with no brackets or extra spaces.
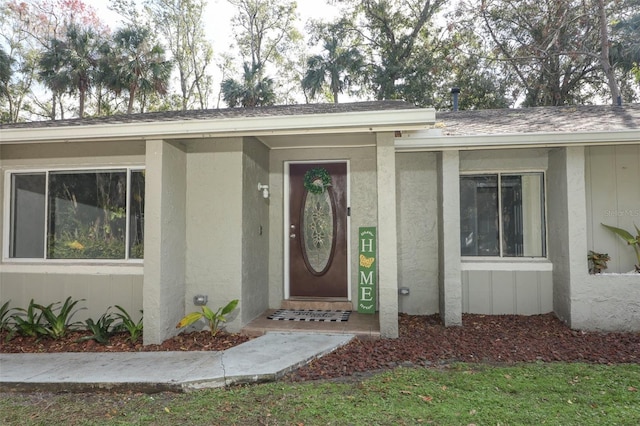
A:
0,300,16,333
10,299,48,338
38,37,71,120
176,299,239,336
588,250,610,274
111,25,173,114
602,223,640,272
79,311,118,345
221,62,276,107
34,297,85,339
113,305,143,343
302,27,364,103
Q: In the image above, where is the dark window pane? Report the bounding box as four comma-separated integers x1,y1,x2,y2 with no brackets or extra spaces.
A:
460,175,499,256
502,173,545,257
47,171,127,259
129,170,145,259
10,174,46,258
501,175,523,256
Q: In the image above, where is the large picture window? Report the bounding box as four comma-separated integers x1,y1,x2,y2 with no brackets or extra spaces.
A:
460,172,546,257
8,169,144,260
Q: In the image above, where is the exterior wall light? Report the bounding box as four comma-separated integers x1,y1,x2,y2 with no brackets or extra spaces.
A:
258,183,270,199
193,294,208,306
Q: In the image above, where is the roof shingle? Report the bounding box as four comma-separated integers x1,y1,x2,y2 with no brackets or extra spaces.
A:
435,104,640,136
1,101,417,129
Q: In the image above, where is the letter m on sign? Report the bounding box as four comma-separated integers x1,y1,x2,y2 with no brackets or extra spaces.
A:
358,227,376,314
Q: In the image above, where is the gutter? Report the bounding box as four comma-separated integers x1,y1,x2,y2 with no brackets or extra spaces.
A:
0,109,436,144
395,129,640,151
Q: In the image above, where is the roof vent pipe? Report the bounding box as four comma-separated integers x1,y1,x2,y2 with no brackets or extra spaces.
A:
451,87,460,111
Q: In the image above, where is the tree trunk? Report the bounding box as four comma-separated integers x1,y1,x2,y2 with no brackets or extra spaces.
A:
597,0,620,105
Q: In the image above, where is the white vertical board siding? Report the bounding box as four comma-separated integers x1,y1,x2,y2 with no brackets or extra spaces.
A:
0,272,143,322
462,269,553,315
586,145,640,273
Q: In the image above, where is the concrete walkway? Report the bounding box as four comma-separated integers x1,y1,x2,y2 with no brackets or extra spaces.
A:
0,332,354,393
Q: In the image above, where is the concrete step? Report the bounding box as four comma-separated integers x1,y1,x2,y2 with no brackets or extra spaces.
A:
281,299,353,311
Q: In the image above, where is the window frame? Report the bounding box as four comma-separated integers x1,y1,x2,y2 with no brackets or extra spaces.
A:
3,166,145,264
459,170,548,260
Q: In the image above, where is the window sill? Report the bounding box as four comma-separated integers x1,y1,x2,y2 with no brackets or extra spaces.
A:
461,258,553,271
0,261,143,275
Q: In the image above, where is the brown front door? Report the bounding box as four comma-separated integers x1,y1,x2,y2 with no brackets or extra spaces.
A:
289,162,348,298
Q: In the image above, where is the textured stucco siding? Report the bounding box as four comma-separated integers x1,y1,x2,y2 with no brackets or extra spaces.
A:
460,148,548,172
437,151,462,325
144,140,187,344
184,139,243,333
376,133,400,337
547,148,573,324
395,152,439,314
571,274,640,331
241,137,270,325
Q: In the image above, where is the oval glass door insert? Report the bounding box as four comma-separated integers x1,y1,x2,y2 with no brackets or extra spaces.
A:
302,190,336,275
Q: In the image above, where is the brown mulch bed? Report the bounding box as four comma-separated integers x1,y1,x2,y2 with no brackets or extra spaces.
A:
287,313,640,381
2,313,639,382
0,330,251,353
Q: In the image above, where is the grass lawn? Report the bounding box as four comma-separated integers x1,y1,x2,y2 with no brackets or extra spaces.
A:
1,363,639,425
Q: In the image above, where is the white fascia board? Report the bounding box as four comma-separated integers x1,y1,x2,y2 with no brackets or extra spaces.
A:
0,108,436,144
395,129,640,151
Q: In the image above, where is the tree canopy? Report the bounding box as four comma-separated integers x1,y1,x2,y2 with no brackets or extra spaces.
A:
1,0,639,123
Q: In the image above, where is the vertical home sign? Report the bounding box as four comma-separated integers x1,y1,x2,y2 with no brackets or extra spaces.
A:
358,227,377,314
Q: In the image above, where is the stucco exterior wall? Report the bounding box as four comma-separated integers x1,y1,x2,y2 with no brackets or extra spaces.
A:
547,148,573,324
268,137,378,310
184,139,243,333
395,152,439,314
0,141,145,321
144,139,187,344
376,132,399,338
437,151,462,326
572,274,640,331
585,144,640,273
241,137,270,324
460,148,549,171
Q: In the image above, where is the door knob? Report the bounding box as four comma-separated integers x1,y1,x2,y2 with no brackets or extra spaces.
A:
290,233,296,238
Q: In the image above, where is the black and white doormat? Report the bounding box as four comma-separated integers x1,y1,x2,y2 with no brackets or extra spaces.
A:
267,309,351,322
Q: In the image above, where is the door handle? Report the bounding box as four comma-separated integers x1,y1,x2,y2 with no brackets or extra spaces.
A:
290,233,296,238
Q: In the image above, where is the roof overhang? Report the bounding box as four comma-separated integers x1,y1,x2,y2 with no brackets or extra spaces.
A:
0,108,436,145
396,129,640,151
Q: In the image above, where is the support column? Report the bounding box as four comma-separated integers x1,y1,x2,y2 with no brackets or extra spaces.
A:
376,132,399,338
437,151,462,326
143,139,187,345
548,147,588,327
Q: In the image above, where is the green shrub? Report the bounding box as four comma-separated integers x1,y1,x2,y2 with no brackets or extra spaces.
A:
79,311,118,345
0,300,16,333
10,299,48,338
34,297,85,339
176,299,239,336
113,305,143,343
602,223,640,272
